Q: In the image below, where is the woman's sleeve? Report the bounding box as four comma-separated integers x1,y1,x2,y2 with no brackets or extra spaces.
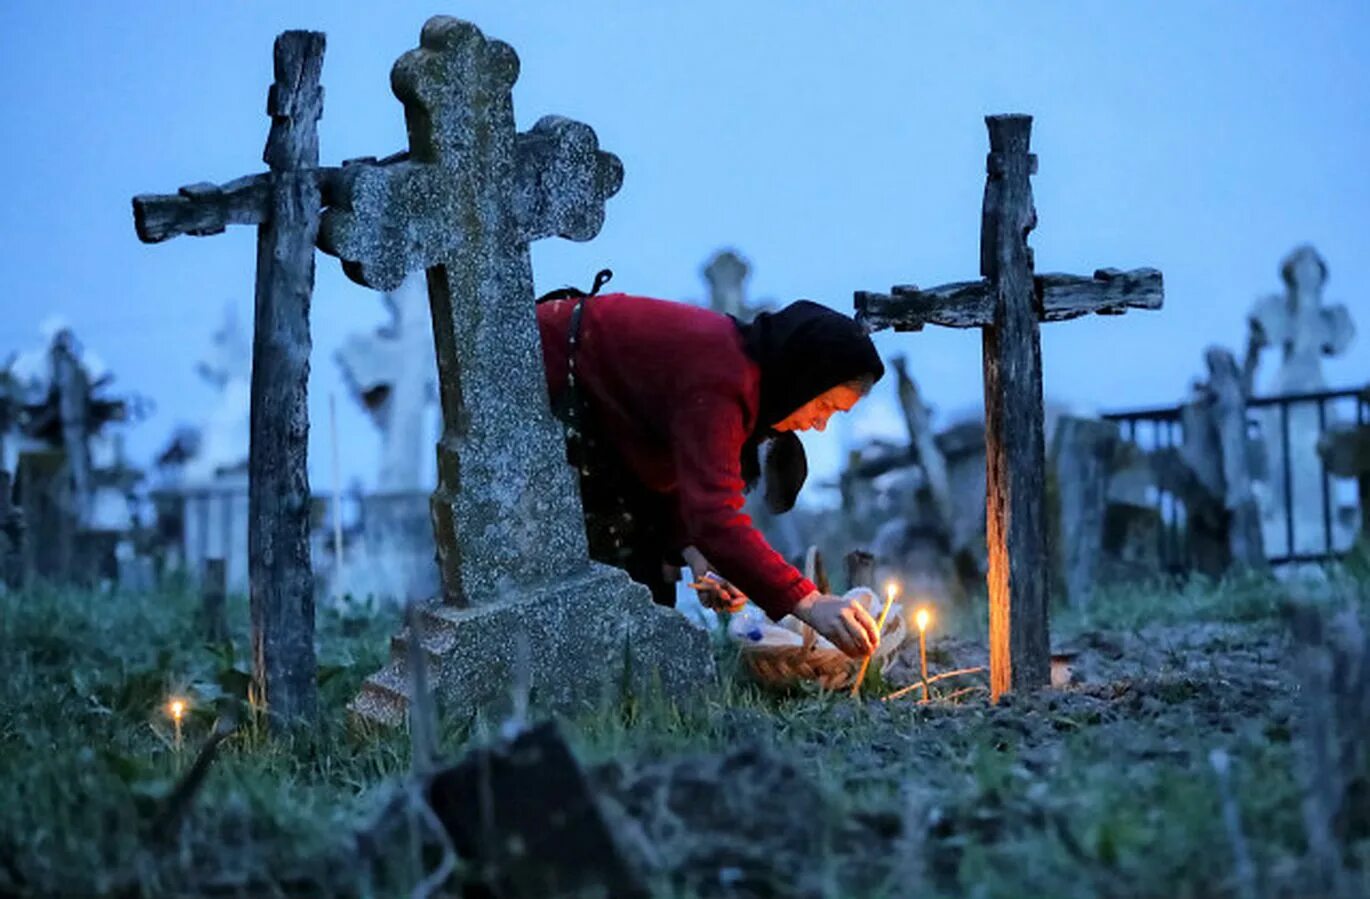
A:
668,390,816,620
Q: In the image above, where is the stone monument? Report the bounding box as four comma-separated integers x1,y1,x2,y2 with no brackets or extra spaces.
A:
1248,245,1356,557
335,270,441,603
315,17,714,725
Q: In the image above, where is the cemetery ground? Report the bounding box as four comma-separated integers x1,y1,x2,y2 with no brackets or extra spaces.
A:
2,563,1367,899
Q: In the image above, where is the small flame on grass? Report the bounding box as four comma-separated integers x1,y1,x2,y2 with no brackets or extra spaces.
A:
166,696,188,751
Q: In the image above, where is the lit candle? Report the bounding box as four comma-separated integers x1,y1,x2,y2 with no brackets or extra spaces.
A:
850,581,899,698
916,607,931,700
168,697,187,750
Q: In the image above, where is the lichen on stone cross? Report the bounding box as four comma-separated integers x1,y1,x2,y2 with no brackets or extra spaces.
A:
317,16,624,606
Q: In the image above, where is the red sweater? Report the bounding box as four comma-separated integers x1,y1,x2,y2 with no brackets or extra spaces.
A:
537,293,816,619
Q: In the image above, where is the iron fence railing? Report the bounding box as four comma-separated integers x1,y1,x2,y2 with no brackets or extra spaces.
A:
1102,385,1369,572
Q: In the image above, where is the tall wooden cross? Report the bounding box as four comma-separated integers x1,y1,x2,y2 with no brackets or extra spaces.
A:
856,114,1164,700
131,32,326,728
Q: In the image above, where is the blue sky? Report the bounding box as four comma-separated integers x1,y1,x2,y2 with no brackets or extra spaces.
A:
1,1,1367,499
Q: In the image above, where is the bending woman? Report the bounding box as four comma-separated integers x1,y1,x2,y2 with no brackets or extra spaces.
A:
537,277,884,657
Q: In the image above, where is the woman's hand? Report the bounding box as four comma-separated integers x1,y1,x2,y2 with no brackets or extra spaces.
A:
681,546,748,613
792,591,879,658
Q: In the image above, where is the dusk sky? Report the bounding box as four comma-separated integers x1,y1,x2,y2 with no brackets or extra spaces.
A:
1,1,1366,501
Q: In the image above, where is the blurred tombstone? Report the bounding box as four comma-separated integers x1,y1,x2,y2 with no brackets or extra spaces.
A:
201,557,229,643
15,450,75,583
701,249,772,322
156,305,255,593
1318,423,1370,538
334,270,441,604
317,17,713,726
1248,246,1356,557
0,469,24,590
182,303,253,485
336,270,437,492
1049,416,1120,608
937,420,988,583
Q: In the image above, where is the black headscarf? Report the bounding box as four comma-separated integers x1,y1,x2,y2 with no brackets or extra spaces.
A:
732,300,885,512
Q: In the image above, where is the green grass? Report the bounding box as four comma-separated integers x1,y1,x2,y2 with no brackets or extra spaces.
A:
1,567,1365,897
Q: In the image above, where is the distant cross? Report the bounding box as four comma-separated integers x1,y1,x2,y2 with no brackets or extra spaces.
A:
335,271,437,492
1248,245,1355,395
856,115,1164,700
317,16,624,605
702,249,770,322
131,32,326,728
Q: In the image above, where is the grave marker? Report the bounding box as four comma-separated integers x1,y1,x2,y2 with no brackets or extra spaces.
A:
856,115,1164,699
132,32,326,726
1248,246,1356,556
316,17,713,724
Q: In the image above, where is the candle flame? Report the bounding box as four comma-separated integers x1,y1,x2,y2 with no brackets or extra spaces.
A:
915,608,930,632
168,698,187,722
885,581,899,603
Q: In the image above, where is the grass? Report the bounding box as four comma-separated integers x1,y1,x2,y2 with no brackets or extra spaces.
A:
0,567,1366,897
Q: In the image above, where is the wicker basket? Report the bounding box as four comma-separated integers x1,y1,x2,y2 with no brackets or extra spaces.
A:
736,593,907,692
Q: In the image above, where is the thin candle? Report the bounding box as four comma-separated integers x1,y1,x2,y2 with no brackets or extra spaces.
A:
850,582,898,698
916,607,931,700
168,697,187,751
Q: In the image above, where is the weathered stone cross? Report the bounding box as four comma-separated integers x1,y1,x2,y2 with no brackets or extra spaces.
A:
132,32,325,727
856,115,1164,700
317,17,713,725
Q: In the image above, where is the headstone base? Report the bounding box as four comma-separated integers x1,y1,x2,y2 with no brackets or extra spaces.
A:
351,563,716,726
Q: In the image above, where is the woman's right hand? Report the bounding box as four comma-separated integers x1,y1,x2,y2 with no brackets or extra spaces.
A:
792,591,879,658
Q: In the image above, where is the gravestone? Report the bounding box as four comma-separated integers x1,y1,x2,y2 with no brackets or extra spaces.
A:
1318,422,1370,539
315,17,714,725
1049,416,1120,608
132,31,326,726
335,270,440,603
0,470,24,590
701,249,771,322
937,420,989,584
157,308,255,592
14,451,74,583
182,304,253,485
336,270,437,491
856,115,1164,699
1248,246,1356,557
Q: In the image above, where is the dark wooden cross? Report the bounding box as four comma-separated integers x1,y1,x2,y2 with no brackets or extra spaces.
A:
131,32,326,728
856,114,1164,700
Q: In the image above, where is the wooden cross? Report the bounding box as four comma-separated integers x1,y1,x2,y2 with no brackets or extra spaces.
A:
131,32,326,727
316,16,623,606
856,114,1164,700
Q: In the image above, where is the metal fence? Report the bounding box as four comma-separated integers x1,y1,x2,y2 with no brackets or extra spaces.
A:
1102,385,1369,572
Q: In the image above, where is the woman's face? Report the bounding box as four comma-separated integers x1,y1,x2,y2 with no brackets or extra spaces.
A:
772,384,863,433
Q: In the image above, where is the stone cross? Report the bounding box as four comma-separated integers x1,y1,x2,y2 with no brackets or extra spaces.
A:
132,31,326,727
317,17,713,725
1249,246,1355,395
701,249,770,322
335,270,436,491
1248,246,1357,557
856,115,1164,700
